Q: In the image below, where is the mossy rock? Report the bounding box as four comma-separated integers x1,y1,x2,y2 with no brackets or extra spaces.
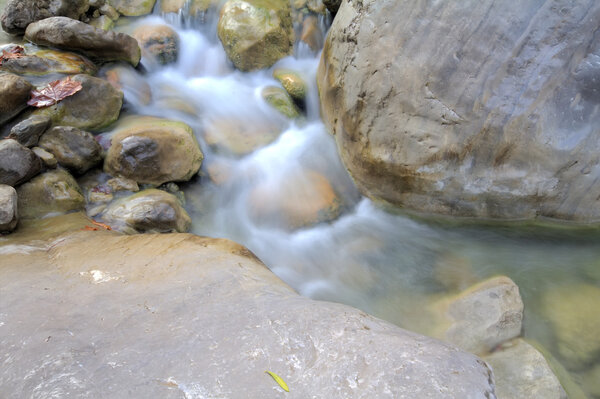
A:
273,68,307,103
108,0,157,16
261,86,301,119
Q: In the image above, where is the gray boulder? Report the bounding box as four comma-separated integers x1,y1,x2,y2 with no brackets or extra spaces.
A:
1,0,89,34
0,231,497,398
100,188,191,233
8,115,52,147
38,126,103,175
25,16,141,66
0,139,42,187
0,184,18,233
0,73,32,125
318,0,600,221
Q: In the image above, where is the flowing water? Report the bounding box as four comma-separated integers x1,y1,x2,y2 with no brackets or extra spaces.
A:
3,1,600,396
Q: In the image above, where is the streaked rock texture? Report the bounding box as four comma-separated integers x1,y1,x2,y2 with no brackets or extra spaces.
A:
318,0,600,221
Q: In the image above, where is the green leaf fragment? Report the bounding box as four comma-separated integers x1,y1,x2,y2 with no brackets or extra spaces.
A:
265,370,289,392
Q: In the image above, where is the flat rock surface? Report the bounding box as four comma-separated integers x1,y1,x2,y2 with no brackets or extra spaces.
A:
0,230,496,398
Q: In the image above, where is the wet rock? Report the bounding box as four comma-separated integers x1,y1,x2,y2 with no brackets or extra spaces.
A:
0,48,97,76
249,168,341,230
16,169,85,219
203,117,283,156
0,184,18,233
217,0,294,71
8,115,52,148
484,339,567,399
261,86,301,119
25,16,141,66
0,139,42,187
0,0,90,35
31,147,58,168
32,74,123,132
300,15,324,51
160,0,215,15
0,231,497,398
99,3,119,20
107,0,157,16
101,188,191,233
104,116,203,186
0,73,33,125
430,276,524,355
133,24,179,65
322,0,340,14
273,68,307,104
540,283,600,370
581,363,600,398
106,176,139,192
318,0,600,222
432,252,479,292
38,126,103,175
89,15,114,31
103,65,152,106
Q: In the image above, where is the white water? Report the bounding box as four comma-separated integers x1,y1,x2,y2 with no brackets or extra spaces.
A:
107,6,600,393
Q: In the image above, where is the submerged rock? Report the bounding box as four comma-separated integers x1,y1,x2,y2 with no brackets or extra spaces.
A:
107,0,157,16
133,24,179,65
217,0,294,71
25,16,141,66
430,276,524,355
318,0,600,222
0,73,32,125
0,0,90,35
540,283,600,370
261,86,301,119
0,184,18,233
484,339,567,399
8,115,52,148
203,117,283,156
101,188,191,233
300,15,324,52
38,126,103,175
16,169,85,219
32,74,123,132
104,116,203,186
0,231,497,398
0,139,42,187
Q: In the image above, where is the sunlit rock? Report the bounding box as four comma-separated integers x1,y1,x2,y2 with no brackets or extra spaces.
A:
0,73,32,125
89,15,114,31
0,0,89,35
100,188,191,233
318,0,600,221
0,184,18,233
32,74,123,132
25,17,141,66
104,116,203,186
8,115,52,148
38,126,103,175
107,0,156,16
261,86,301,119
484,338,567,399
249,168,341,230
16,169,85,219
0,139,42,187
540,283,600,370
133,24,179,65
217,0,294,71
0,231,497,398
273,68,307,104
430,276,523,355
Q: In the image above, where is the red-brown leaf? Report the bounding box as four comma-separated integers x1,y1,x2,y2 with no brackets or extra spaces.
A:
0,45,25,65
27,76,83,108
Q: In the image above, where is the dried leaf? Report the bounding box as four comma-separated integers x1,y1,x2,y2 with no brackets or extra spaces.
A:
27,76,83,108
265,371,289,392
0,45,25,65
91,220,112,231
82,225,99,231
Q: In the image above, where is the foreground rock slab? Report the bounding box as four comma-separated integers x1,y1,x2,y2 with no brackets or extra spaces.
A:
0,231,496,398
318,0,600,222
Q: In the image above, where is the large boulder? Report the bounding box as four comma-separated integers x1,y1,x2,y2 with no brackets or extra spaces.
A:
38,126,103,175
104,116,203,186
107,0,157,16
430,276,524,355
100,188,191,233
0,73,32,125
217,0,294,71
0,0,89,34
318,0,600,222
0,139,42,186
0,230,497,398
32,74,123,132
16,169,85,219
0,184,18,232
25,16,141,66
